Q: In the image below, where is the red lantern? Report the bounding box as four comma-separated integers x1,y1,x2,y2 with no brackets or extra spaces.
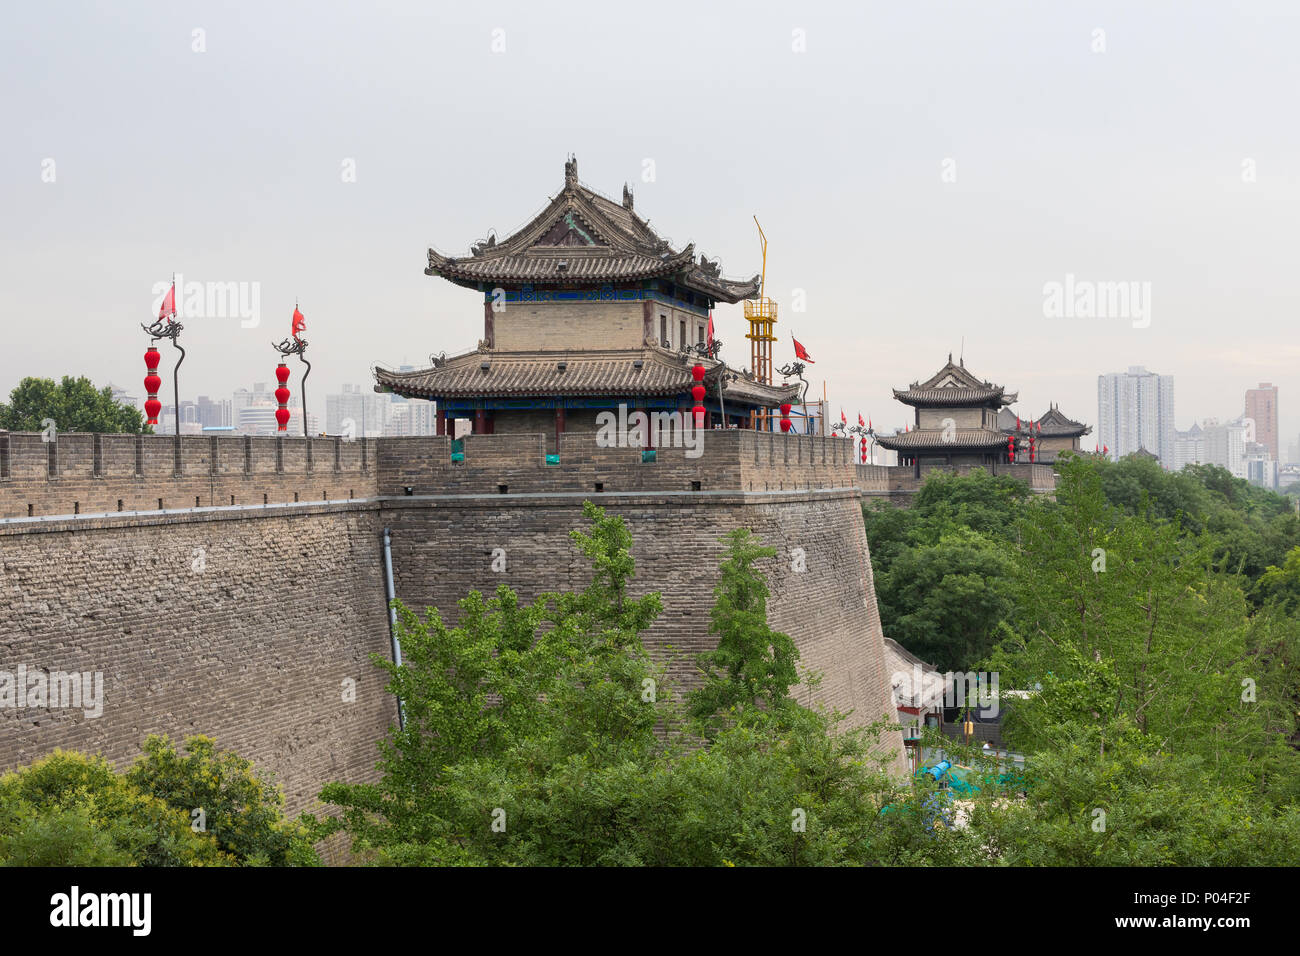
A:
691,384,706,402
275,362,290,432
779,402,793,434
692,364,705,382
143,347,162,425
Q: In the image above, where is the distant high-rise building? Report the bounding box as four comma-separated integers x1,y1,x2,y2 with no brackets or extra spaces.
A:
196,395,232,428
1202,418,1248,478
1245,453,1279,490
325,384,391,437
1097,366,1176,467
384,398,438,436
1174,422,1206,471
1244,383,1279,462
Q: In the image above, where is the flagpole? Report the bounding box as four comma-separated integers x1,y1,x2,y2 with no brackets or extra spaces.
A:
170,273,184,443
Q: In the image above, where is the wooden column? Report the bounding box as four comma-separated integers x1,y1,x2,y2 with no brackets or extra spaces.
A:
554,406,565,455
436,411,445,436
474,408,486,434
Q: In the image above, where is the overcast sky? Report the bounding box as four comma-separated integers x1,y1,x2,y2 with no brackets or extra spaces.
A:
3,1,1298,447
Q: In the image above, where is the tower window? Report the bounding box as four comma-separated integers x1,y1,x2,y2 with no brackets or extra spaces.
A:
680,319,686,345
660,315,668,345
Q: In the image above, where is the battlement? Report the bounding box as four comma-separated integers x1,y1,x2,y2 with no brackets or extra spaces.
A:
376,429,859,497
855,461,1058,501
0,429,860,520
0,431,379,520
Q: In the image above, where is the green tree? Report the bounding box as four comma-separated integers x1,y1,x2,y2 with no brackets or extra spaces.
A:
689,528,800,727
878,526,1016,672
126,735,318,866
0,376,147,433
0,750,228,866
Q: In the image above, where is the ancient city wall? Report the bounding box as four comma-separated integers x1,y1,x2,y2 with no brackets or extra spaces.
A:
376,431,899,760
0,430,904,824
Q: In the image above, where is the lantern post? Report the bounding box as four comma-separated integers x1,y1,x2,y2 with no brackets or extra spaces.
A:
140,311,184,438
273,309,310,436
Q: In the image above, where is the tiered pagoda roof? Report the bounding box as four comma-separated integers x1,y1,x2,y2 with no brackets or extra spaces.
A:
375,346,799,406
891,356,1017,409
425,156,760,304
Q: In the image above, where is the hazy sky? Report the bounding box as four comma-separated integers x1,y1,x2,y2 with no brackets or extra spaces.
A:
4,1,1298,446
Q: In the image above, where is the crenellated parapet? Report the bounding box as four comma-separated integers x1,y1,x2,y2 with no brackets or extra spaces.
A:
0,432,378,520
0,430,868,521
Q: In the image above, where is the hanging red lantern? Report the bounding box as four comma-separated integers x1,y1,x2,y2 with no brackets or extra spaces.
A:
779,401,793,434
275,362,291,432
860,436,867,463
143,347,162,425
691,363,706,427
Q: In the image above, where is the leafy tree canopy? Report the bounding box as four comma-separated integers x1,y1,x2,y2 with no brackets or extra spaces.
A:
0,375,147,433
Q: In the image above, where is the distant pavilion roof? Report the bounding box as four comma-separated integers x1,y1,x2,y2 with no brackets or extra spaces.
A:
996,404,1092,437
425,157,761,304
892,356,1017,408
875,427,1008,452
1033,404,1092,438
375,347,800,406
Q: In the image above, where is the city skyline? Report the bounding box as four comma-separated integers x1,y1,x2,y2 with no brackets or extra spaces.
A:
4,3,1299,454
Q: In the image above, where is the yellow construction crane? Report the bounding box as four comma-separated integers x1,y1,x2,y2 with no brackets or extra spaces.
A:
744,216,778,430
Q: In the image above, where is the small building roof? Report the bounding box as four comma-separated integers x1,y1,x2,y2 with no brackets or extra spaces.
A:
1033,403,1092,437
425,157,760,304
875,427,1008,451
892,355,1017,408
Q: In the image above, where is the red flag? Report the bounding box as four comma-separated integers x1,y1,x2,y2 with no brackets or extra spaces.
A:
792,336,814,363
159,282,176,322
858,412,865,427
292,306,306,340
1103,445,1109,455
840,408,847,425
1016,414,1020,430
706,311,714,350
868,417,872,430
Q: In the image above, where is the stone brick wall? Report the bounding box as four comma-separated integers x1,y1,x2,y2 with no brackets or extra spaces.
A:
0,502,397,828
